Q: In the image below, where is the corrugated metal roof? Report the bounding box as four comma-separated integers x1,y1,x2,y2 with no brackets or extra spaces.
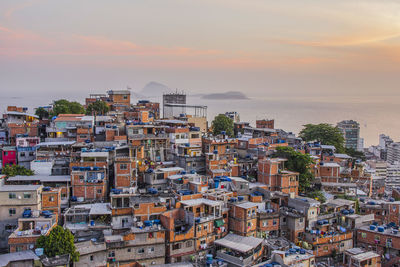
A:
0,250,39,267
214,233,263,253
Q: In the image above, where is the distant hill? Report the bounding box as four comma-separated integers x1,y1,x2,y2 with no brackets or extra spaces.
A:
201,91,249,100
139,82,173,97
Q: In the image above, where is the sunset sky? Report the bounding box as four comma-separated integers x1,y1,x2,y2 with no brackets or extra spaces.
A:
1,0,400,99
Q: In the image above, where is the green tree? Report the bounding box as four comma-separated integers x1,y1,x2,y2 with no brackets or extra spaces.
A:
86,101,110,115
299,123,345,153
51,99,85,116
35,107,49,120
272,146,315,192
307,190,326,203
2,164,34,176
345,147,366,161
355,198,360,214
36,226,79,262
212,114,234,137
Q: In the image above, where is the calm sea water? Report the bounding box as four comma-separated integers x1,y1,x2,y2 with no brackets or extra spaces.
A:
1,94,399,147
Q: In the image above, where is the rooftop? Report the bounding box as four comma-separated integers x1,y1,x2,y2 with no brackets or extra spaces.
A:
8,175,70,183
180,198,223,207
36,141,76,147
214,233,263,253
73,203,112,215
321,162,341,168
352,251,380,261
235,201,258,209
0,184,42,192
0,250,39,267
6,111,39,118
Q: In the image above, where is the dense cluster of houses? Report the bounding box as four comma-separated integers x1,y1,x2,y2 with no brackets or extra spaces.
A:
0,90,394,267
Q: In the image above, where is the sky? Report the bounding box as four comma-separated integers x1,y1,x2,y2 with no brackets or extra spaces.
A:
1,0,400,144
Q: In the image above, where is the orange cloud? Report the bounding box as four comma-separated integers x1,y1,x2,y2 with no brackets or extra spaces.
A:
0,25,12,33
276,32,400,48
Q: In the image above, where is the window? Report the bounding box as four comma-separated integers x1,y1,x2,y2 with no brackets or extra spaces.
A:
120,164,128,170
127,248,131,252
29,152,34,156
9,193,16,199
156,173,164,180
361,233,366,238
20,152,25,157
263,221,268,227
108,251,115,258
90,255,94,261
273,220,277,225
196,207,201,213
9,208,16,216
173,243,181,250
123,95,128,100
148,247,155,253
49,196,54,202
375,235,380,241
97,189,102,194
323,246,328,252
186,241,192,247
148,232,153,238
138,248,145,254
5,224,15,231
203,225,208,231
23,193,31,199
299,218,303,223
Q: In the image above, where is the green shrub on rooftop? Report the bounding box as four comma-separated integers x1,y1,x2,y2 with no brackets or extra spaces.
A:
2,164,34,177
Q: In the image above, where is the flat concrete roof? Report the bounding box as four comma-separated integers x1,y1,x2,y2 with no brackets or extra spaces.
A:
214,233,263,253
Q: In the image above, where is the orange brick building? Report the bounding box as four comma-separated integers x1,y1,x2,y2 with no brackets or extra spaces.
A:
258,158,299,197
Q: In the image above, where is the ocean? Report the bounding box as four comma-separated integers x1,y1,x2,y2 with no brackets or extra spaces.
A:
1,94,399,147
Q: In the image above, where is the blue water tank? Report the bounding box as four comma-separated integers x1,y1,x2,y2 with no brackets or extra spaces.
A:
35,248,44,256
206,254,213,265
378,226,385,232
